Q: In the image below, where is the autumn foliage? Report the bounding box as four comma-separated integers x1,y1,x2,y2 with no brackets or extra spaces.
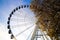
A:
30,0,60,40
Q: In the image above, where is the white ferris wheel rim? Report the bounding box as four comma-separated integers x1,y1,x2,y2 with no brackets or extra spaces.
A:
7,5,38,40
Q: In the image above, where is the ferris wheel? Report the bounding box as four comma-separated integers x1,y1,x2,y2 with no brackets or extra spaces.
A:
7,4,51,40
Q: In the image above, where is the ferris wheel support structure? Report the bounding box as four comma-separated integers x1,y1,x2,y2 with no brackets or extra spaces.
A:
7,4,50,40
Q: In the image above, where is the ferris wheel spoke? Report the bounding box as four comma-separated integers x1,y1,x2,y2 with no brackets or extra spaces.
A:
13,14,25,18
11,15,35,20
15,24,34,37
10,21,35,25
10,18,24,21
11,17,34,21
10,19,25,22
11,22,34,29
13,13,35,19
11,17,25,19
10,18,34,22
10,21,34,24
13,12,26,18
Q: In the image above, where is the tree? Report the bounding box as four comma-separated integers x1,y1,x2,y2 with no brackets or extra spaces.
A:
30,0,60,40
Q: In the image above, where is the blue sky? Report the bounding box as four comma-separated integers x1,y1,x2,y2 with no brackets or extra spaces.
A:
0,0,31,24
